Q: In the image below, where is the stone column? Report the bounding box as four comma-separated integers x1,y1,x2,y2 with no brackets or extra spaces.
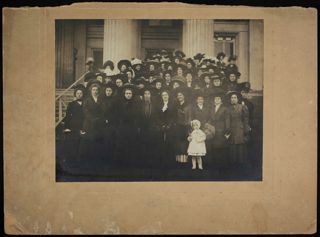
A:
182,20,214,58
249,20,264,91
238,31,249,83
103,20,140,72
55,21,75,88
73,20,87,80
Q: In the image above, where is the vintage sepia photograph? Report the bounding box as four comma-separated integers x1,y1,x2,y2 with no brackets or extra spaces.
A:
55,19,264,182
4,3,317,234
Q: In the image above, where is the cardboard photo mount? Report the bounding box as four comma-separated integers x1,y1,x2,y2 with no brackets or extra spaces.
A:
3,3,317,234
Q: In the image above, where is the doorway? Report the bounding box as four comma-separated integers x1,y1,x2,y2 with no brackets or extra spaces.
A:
140,20,182,59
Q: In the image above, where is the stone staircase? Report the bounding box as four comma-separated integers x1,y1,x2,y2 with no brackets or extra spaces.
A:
55,89,75,124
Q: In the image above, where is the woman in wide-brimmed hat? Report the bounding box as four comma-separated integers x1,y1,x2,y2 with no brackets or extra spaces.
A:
101,82,117,161
154,89,177,175
113,83,142,166
226,91,250,167
131,58,145,80
117,59,132,74
78,81,105,162
207,91,230,170
224,70,241,93
173,87,192,166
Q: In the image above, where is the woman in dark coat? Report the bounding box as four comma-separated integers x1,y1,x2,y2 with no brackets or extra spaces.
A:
209,92,231,169
174,89,192,166
154,90,177,175
227,91,250,166
101,82,117,162
224,71,241,93
113,85,142,167
78,82,105,163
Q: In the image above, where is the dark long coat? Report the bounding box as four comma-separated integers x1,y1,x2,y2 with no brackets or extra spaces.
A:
113,97,142,165
64,100,84,134
154,100,177,169
78,95,105,161
140,99,159,165
61,100,84,166
101,95,117,158
174,101,192,155
202,84,215,103
82,95,105,140
190,103,211,129
209,104,230,148
228,103,250,164
228,104,250,145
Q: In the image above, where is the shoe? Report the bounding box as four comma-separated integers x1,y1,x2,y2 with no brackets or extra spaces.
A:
199,166,203,170
192,166,196,170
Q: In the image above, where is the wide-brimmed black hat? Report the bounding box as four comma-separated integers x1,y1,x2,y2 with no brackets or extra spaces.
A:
185,58,196,68
73,84,86,96
172,86,188,98
112,73,126,83
176,62,187,72
174,50,186,58
210,73,221,81
212,91,225,99
171,76,186,85
207,64,218,72
238,82,251,93
95,72,107,79
226,69,241,79
152,53,162,61
103,60,114,70
84,71,97,82
145,61,159,70
122,82,136,91
216,52,226,59
159,61,171,70
193,53,205,61
163,70,172,77
200,72,211,81
160,49,169,56
87,79,102,90
192,89,205,99
117,59,131,70
228,55,237,62
152,77,164,85
103,81,116,91
226,90,242,101
141,85,156,95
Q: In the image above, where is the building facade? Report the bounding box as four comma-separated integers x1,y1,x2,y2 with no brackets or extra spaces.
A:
56,19,263,90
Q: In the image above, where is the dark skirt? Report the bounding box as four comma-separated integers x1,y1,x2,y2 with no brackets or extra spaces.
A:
139,122,158,167
114,123,140,166
229,144,248,165
174,124,189,155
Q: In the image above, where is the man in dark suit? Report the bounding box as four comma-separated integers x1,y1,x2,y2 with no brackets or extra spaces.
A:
60,84,86,171
140,86,158,170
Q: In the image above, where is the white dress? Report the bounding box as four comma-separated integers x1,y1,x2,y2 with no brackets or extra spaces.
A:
187,129,207,156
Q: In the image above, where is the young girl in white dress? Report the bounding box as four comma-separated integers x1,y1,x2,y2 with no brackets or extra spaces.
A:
187,120,207,170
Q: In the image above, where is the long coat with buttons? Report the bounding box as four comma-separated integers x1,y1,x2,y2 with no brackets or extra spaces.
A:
209,104,230,148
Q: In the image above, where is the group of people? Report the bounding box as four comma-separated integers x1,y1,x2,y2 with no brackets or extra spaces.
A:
61,49,254,173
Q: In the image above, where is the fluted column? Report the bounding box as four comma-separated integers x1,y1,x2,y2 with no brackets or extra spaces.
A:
182,20,214,57
103,20,140,72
